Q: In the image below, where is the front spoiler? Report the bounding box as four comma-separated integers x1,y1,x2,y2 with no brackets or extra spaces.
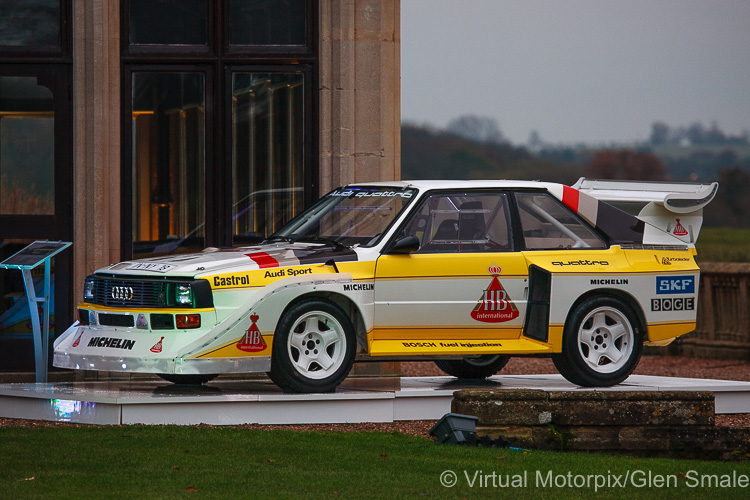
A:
53,351,271,375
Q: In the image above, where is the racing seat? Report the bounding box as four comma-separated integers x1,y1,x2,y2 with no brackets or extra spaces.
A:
458,201,487,251
422,218,459,252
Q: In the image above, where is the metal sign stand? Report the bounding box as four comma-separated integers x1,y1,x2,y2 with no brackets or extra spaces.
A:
0,241,72,383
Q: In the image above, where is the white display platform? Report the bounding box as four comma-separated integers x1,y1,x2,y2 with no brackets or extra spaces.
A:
1,374,749,426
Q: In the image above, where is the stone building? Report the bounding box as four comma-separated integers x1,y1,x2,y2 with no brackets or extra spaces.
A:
0,0,400,372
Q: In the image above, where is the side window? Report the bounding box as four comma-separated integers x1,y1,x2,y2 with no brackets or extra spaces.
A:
515,192,606,250
401,192,512,253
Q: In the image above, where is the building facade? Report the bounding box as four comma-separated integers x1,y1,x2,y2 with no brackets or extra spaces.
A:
0,0,400,372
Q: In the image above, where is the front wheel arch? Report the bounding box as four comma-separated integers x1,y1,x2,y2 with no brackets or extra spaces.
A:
276,291,368,352
268,298,357,393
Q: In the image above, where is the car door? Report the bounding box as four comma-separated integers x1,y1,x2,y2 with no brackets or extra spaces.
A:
371,191,531,356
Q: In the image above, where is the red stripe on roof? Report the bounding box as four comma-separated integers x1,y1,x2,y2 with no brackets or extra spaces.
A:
562,185,580,212
246,252,279,269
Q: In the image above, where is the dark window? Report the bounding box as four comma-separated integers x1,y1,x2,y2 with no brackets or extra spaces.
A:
232,72,304,245
0,64,73,372
0,77,55,215
228,0,306,46
0,1,61,47
131,72,206,257
129,0,208,46
401,192,513,253
122,1,316,259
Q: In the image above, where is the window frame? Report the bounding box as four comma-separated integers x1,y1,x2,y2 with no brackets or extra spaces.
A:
0,0,71,62
121,0,316,61
0,63,73,347
387,189,517,255
121,1,318,259
121,0,214,59
0,64,73,237
222,0,314,58
121,64,216,260
222,64,316,247
510,189,609,252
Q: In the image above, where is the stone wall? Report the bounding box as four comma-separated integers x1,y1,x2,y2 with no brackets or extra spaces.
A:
452,388,750,460
658,263,750,359
318,0,401,193
72,0,122,306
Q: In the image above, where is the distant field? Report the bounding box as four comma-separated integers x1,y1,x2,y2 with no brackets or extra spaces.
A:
650,144,750,159
696,227,750,263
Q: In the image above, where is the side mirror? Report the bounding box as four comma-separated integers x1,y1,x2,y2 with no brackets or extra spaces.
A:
386,235,420,254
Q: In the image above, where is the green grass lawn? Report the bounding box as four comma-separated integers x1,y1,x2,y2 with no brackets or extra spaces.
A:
696,227,750,263
1,426,749,499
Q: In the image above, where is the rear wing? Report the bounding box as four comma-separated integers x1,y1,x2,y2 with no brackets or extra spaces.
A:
571,178,718,246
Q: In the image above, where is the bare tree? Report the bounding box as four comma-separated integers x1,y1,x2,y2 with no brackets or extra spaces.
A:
447,115,505,144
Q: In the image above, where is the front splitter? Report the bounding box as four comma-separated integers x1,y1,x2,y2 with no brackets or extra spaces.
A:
53,352,271,375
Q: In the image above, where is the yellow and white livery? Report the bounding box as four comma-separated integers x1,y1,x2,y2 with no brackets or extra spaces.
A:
54,178,718,392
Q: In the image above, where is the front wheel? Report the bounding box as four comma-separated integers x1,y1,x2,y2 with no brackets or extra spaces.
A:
269,299,356,393
435,355,510,379
552,296,643,387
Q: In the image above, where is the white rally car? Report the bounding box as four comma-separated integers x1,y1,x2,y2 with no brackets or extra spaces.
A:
54,178,717,392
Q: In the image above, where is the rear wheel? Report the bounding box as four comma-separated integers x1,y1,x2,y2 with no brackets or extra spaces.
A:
435,355,510,379
157,374,218,385
552,296,642,387
269,299,356,393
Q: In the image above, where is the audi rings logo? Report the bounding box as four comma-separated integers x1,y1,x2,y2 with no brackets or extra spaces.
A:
111,286,134,301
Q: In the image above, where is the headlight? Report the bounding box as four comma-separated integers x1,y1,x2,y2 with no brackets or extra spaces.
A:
84,278,95,300
175,284,193,306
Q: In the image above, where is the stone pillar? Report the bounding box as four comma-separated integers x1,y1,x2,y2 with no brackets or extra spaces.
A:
319,1,400,377
72,0,121,302
319,0,400,195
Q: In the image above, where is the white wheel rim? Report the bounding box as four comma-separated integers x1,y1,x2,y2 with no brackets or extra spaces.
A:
287,311,347,380
576,306,634,374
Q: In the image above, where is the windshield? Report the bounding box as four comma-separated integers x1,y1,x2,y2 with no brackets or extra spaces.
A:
269,186,417,247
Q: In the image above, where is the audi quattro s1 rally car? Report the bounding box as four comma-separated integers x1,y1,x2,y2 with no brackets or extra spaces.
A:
53,178,718,393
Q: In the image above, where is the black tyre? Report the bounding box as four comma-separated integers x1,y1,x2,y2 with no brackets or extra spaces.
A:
552,296,643,387
269,299,356,393
434,355,510,379
157,373,218,385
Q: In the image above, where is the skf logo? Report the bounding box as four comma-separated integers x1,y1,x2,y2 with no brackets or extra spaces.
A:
656,275,695,295
111,286,134,301
237,314,267,352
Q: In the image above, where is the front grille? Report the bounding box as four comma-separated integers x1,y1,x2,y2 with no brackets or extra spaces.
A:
87,277,170,308
84,275,214,309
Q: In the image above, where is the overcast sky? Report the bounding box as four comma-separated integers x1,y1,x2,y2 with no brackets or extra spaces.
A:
401,0,750,145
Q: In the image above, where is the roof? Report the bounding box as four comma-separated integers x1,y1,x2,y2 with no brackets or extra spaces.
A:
346,179,555,190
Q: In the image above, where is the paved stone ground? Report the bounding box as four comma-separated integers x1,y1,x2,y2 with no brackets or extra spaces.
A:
402,355,750,381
